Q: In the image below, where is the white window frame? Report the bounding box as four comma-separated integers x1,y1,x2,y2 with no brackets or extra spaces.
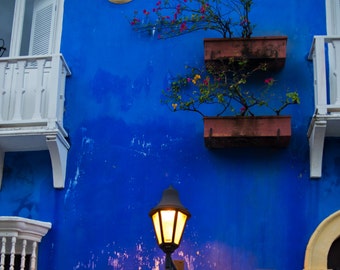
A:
8,0,65,57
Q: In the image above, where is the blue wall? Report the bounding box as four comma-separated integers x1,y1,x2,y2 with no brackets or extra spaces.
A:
2,0,340,269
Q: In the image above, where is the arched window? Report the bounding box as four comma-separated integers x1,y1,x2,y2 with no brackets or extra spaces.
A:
327,237,340,270
304,210,340,270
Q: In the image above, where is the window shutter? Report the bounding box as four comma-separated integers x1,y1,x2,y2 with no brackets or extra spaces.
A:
326,0,340,105
29,0,56,55
326,0,340,35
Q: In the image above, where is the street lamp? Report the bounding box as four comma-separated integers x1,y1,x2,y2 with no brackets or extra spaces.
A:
149,186,191,270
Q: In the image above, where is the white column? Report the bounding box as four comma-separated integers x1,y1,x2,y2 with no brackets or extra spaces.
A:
20,239,27,270
29,242,37,270
0,237,6,270
9,236,17,270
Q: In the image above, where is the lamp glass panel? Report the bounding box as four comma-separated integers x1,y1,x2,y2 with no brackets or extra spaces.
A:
160,210,176,243
152,212,162,245
174,211,187,245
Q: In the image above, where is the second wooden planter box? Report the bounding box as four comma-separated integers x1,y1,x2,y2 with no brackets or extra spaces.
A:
204,36,288,70
204,116,292,148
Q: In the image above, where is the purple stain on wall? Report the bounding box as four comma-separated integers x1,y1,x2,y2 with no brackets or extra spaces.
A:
71,240,262,269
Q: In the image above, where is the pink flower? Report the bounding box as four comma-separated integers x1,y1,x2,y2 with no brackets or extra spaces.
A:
240,19,248,26
180,22,187,32
200,3,208,13
156,1,161,6
143,9,149,15
203,77,210,85
264,78,275,86
130,18,140,25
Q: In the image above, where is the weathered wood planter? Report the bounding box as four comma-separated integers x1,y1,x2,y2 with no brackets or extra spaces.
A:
204,36,288,70
204,116,292,148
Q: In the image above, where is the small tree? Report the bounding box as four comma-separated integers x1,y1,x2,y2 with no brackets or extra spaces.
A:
162,59,300,117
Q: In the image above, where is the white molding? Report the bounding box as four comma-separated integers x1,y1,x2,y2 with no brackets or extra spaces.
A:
0,216,51,243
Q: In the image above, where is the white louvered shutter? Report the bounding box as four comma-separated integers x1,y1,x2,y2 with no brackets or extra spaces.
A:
326,0,340,35
29,0,56,55
326,0,340,105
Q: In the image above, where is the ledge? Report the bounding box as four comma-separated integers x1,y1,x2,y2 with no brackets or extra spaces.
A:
0,216,51,242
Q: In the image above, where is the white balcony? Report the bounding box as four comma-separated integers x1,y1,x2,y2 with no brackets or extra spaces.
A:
0,216,51,270
0,54,70,188
308,35,340,178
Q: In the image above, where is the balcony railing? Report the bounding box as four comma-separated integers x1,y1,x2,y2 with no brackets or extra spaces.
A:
308,35,340,178
0,216,51,270
0,54,71,189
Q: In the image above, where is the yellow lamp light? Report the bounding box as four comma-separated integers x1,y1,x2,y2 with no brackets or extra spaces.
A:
149,186,191,269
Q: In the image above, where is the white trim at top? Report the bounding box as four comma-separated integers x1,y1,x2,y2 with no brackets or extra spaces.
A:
0,216,51,242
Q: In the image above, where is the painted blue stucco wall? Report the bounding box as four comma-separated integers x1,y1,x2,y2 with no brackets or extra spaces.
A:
2,0,340,269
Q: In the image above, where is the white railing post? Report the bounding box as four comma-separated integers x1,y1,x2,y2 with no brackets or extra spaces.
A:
12,60,26,121
32,58,47,120
0,62,7,122
47,55,62,127
20,239,27,270
9,236,16,270
46,55,70,127
330,39,340,105
313,36,328,114
0,237,6,270
29,241,37,270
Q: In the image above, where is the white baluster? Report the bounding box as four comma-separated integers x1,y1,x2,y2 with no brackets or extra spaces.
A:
30,241,37,270
331,40,340,106
9,236,16,270
0,237,6,270
0,91,6,122
20,240,27,270
32,59,46,120
0,62,7,121
12,60,26,121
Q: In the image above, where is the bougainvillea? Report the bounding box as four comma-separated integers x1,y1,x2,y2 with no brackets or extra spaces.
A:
129,0,254,39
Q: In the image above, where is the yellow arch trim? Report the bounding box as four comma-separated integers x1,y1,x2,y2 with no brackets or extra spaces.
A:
108,0,132,4
304,210,340,270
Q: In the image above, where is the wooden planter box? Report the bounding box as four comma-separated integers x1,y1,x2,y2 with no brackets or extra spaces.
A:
204,36,288,70
204,116,291,148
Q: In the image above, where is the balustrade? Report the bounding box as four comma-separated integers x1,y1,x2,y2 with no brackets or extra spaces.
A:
0,217,51,270
0,54,69,125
